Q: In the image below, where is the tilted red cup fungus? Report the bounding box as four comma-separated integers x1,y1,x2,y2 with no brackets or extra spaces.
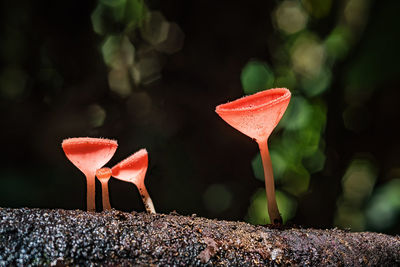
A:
112,149,156,213
216,88,291,224
96,167,112,210
62,137,118,211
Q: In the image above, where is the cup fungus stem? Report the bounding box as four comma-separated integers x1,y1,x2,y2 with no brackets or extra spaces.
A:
137,180,156,214
258,140,282,224
100,181,111,210
86,172,96,212
96,167,113,211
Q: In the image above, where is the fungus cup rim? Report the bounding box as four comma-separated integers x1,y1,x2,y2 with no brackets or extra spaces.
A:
96,168,112,180
113,148,148,169
215,88,290,114
62,137,118,149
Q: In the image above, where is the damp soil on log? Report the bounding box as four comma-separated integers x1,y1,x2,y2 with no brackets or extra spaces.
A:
0,208,399,266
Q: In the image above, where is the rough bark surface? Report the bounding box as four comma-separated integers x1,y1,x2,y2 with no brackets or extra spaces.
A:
0,208,399,266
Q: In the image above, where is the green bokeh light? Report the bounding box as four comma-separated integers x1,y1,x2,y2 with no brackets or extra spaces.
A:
246,188,297,224
203,184,233,214
366,179,400,231
241,61,275,95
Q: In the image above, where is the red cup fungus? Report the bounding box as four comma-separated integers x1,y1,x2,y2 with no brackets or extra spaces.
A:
216,88,291,224
96,167,112,210
111,149,156,213
62,137,118,212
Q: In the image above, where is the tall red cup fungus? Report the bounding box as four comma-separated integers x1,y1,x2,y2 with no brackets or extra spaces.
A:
62,137,118,211
216,88,291,224
111,149,156,213
96,167,112,210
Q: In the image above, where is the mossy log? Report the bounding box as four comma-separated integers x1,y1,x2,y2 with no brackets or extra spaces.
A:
0,208,399,266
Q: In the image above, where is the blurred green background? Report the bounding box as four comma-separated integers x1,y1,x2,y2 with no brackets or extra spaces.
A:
1,0,400,234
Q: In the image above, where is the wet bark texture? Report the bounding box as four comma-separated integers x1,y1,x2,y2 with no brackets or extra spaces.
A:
0,208,399,266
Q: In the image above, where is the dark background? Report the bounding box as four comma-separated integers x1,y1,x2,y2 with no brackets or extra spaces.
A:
1,0,400,234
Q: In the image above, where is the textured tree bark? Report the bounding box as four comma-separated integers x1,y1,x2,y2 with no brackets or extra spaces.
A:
0,208,399,266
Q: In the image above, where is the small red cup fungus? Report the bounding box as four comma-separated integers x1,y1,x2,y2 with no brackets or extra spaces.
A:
111,149,156,213
216,88,291,224
96,167,112,210
62,137,118,211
